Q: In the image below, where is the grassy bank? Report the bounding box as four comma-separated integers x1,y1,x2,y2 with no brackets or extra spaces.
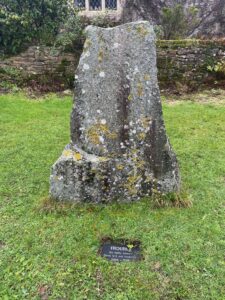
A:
0,92,224,299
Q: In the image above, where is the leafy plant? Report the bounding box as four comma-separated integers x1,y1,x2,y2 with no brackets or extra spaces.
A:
154,25,164,40
0,0,69,55
90,11,117,28
54,8,84,52
0,66,24,91
207,60,225,78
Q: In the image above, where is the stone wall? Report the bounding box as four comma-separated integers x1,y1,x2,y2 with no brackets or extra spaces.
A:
1,40,225,91
157,40,225,91
0,46,81,91
0,46,78,75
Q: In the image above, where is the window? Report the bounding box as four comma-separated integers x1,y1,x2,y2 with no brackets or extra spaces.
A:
106,0,117,10
89,0,102,11
74,0,85,9
75,0,119,11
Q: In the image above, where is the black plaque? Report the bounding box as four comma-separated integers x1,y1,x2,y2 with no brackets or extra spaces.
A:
99,238,142,262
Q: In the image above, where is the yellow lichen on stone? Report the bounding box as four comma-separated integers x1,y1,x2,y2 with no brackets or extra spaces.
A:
127,26,132,33
63,150,73,157
116,164,124,171
124,175,141,195
135,160,145,170
128,94,133,101
130,151,145,170
86,123,117,145
98,48,104,63
145,175,153,183
138,132,146,140
137,82,143,97
73,152,82,161
141,117,151,129
98,157,108,162
87,127,100,145
84,39,92,52
144,74,151,81
108,132,118,139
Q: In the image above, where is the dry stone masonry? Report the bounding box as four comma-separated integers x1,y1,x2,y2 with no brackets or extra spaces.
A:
157,40,225,90
50,21,180,203
0,46,77,75
1,41,225,91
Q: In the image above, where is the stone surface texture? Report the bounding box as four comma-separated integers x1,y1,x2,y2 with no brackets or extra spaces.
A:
50,21,180,203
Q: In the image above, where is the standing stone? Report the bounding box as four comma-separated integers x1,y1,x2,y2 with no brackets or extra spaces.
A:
50,21,180,203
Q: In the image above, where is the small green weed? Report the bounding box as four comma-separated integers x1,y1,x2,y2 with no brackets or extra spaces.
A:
151,189,192,208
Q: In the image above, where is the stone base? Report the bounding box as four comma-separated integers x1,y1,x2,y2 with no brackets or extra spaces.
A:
50,144,180,203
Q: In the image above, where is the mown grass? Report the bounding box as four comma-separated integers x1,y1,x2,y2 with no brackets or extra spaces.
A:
0,92,225,300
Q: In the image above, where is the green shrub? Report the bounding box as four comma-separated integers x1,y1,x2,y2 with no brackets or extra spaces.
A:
54,9,84,52
54,10,117,52
0,0,69,55
207,60,225,79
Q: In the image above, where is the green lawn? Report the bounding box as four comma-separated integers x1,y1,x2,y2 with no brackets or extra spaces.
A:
0,92,225,300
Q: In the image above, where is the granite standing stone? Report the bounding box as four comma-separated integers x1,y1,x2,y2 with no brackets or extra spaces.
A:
50,21,180,202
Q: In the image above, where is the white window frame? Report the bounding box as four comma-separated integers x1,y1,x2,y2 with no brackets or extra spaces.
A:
76,0,121,12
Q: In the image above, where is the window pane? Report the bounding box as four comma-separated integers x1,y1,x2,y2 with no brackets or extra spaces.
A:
74,0,85,9
106,0,117,9
89,0,102,10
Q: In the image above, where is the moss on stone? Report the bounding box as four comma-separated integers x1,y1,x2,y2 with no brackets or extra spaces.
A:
157,39,225,50
124,175,141,196
136,25,149,38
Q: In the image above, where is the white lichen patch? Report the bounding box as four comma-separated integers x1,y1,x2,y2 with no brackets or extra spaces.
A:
83,64,90,71
100,119,107,125
113,43,120,49
99,136,105,143
99,71,105,78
